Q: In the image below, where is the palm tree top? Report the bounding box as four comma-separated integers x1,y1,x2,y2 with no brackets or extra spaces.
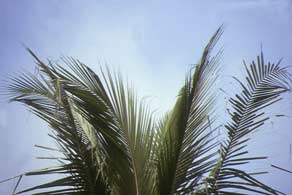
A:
4,26,292,195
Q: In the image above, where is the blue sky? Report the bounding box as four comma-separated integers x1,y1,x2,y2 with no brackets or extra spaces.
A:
1,0,292,194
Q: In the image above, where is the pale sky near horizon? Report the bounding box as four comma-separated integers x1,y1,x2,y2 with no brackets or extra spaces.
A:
1,0,292,194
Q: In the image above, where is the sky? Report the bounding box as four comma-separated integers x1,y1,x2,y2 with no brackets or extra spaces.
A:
1,0,292,194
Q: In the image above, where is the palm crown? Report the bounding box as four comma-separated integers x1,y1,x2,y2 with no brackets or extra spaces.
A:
5,27,292,195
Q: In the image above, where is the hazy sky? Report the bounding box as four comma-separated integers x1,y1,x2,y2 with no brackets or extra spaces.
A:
1,0,292,194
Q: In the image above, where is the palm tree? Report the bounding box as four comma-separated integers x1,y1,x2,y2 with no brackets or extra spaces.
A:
5,27,292,195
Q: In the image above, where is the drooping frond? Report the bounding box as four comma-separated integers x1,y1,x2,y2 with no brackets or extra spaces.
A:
155,26,223,195
6,50,156,195
208,51,292,194
7,52,110,195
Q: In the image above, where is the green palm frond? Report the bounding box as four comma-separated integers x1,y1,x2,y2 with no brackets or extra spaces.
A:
7,51,157,195
54,60,156,195
7,54,110,195
208,51,291,194
155,26,222,195
4,27,292,195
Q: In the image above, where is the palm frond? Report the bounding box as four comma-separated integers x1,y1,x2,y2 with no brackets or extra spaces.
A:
54,59,157,195
4,29,292,195
155,26,223,195
8,68,110,195
7,52,156,195
208,51,291,194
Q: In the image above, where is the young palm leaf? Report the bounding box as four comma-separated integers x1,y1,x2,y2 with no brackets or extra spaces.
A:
155,27,223,195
